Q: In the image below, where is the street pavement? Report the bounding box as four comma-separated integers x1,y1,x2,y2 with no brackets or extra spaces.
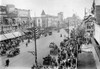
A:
1,29,100,69
4,29,68,69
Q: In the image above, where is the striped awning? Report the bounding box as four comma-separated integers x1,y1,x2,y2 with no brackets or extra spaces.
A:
0,31,23,41
0,34,7,41
4,33,15,39
12,32,22,37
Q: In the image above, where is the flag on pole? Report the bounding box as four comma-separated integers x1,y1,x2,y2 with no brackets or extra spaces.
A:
91,0,95,14
84,8,87,19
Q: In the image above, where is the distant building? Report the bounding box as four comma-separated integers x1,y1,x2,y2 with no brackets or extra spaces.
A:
65,14,82,27
0,4,30,26
0,4,30,34
17,8,30,28
33,10,63,29
58,12,63,24
0,6,7,24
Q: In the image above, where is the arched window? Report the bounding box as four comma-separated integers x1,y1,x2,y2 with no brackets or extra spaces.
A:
5,19,9,25
12,19,16,24
38,19,40,23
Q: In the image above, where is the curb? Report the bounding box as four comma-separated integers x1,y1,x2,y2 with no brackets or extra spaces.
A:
91,37,100,62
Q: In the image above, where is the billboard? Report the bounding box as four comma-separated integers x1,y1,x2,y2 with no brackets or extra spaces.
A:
6,4,15,13
18,9,30,17
0,6,7,14
6,4,18,17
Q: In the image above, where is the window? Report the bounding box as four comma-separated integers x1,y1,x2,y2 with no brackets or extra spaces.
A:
38,19,40,23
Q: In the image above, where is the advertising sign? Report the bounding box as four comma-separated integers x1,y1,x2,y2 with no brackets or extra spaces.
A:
6,5,18,17
18,9,30,17
0,6,7,15
6,5,15,13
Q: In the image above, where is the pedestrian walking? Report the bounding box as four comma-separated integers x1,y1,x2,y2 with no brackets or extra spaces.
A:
60,34,62,37
32,65,35,69
5,59,10,67
28,39,30,43
26,42,28,47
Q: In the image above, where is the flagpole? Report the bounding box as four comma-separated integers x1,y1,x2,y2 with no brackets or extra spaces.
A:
91,0,95,15
68,20,69,38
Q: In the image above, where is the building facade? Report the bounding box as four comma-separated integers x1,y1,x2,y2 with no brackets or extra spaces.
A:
95,5,100,25
0,6,7,24
33,10,63,29
0,4,30,34
84,18,95,37
65,14,82,28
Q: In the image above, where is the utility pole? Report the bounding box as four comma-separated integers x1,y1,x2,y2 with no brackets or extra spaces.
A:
31,18,38,69
34,12,38,68
34,21,38,67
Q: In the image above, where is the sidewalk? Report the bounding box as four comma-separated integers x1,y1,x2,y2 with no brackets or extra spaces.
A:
91,38,100,69
81,38,100,69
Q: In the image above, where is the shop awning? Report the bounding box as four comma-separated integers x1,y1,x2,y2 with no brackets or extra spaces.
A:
4,33,15,39
12,32,22,37
20,31,25,35
0,34,7,41
0,32,23,41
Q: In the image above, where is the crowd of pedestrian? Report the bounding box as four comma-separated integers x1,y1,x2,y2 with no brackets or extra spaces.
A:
41,28,92,69
0,37,21,56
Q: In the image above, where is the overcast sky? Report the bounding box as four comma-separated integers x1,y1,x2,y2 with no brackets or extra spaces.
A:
1,0,100,19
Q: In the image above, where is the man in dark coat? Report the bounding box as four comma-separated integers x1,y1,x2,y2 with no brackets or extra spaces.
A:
5,59,10,67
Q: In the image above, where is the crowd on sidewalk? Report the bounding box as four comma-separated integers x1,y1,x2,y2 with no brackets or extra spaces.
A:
33,29,92,69
0,37,21,57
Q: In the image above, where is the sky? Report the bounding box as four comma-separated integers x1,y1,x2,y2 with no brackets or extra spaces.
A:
0,0,100,19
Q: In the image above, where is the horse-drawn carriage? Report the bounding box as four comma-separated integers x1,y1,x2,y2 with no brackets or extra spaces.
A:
0,50,6,56
48,31,52,35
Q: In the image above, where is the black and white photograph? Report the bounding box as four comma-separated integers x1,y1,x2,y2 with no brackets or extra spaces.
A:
0,0,100,69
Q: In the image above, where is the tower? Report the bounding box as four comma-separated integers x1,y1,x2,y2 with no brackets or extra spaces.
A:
58,12,63,24
41,10,46,17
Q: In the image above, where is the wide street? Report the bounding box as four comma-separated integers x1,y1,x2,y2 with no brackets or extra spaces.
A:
1,29,98,69
4,29,68,69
